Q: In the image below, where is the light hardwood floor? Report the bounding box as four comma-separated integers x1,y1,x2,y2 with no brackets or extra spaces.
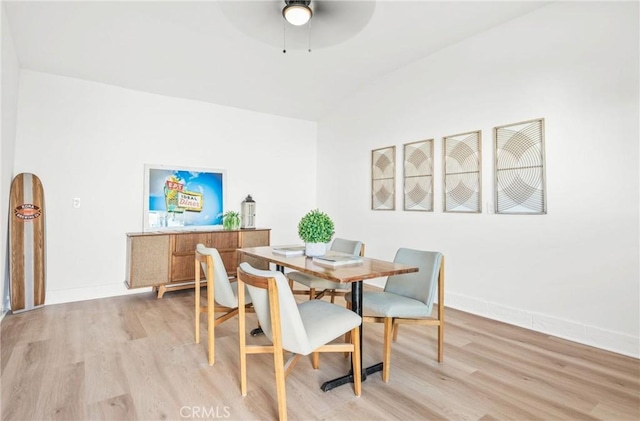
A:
1,289,638,421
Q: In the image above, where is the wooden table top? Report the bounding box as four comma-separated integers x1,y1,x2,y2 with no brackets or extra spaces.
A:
238,246,418,284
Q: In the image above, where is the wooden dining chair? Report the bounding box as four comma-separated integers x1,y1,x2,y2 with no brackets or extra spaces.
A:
287,238,364,302
237,262,362,421
194,244,252,366
345,248,444,382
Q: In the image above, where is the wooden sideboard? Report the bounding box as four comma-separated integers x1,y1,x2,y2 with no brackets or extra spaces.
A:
125,228,270,298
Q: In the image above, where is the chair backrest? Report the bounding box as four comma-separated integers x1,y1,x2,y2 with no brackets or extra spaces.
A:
196,244,238,308
238,263,311,354
384,248,443,313
330,238,364,256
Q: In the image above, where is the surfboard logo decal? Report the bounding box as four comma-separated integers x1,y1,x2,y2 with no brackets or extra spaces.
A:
14,204,42,221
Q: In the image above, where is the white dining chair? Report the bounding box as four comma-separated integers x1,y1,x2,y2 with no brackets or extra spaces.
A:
195,244,252,365
345,247,444,382
237,262,362,421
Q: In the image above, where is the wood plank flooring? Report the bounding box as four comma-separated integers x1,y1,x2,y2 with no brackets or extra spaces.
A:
1,289,638,421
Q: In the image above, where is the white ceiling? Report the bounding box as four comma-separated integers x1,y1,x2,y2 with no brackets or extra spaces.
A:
4,1,550,122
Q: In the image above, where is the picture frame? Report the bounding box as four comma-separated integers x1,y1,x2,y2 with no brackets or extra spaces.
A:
443,130,482,213
371,146,396,210
404,139,434,211
494,118,547,214
143,164,226,232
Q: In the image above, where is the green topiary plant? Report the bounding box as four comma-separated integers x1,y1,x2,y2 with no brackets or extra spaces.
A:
222,211,241,230
297,209,335,243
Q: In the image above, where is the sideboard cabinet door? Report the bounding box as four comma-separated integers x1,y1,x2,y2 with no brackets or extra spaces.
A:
209,231,240,275
125,234,170,288
171,232,211,282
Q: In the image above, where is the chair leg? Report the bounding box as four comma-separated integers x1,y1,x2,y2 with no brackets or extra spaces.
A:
343,330,351,358
343,300,352,357
392,323,399,342
311,352,319,369
207,281,215,366
437,322,444,362
330,289,336,303
195,271,200,344
382,317,393,382
437,257,445,363
351,326,362,396
238,286,248,396
273,350,287,421
284,354,301,378
309,288,315,300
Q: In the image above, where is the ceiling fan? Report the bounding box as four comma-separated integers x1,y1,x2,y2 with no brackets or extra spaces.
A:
282,1,313,26
219,1,377,51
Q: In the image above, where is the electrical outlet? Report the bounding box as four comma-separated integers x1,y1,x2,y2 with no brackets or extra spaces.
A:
73,198,81,209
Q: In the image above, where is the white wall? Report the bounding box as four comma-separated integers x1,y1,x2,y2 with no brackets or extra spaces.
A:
317,2,639,357
1,5,21,315
13,70,317,304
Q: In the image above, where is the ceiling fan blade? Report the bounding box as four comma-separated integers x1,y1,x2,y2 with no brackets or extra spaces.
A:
219,0,376,51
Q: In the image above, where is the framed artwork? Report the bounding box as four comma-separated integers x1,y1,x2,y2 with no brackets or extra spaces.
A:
443,130,482,213
143,164,226,232
494,118,547,214
404,139,434,211
371,146,395,210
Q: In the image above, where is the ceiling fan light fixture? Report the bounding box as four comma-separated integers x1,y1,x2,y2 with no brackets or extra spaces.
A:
283,1,312,26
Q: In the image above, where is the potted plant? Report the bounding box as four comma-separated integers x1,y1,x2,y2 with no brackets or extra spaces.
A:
297,209,335,256
222,210,241,230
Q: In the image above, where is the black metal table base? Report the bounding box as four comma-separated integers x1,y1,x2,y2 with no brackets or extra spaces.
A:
319,280,368,392
321,362,383,392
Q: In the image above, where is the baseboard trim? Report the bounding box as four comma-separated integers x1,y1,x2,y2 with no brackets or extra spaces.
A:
445,292,639,359
46,283,152,306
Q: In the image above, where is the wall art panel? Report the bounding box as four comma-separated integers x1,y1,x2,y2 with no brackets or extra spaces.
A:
443,130,482,213
404,139,433,211
372,146,396,210
494,118,546,214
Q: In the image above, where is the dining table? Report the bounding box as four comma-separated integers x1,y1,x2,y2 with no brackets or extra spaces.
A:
237,245,419,391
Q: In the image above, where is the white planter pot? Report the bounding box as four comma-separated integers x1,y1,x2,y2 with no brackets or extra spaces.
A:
305,242,327,257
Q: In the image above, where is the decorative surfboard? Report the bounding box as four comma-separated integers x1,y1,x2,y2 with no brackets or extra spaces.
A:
9,173,46,313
